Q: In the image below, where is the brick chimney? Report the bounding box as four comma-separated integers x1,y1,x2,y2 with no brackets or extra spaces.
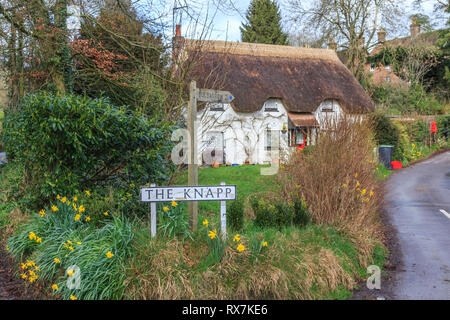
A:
377,28,386,44
172,24,185,76
410,18,421,38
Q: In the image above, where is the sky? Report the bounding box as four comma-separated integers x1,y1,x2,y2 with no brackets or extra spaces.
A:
170,0,447,43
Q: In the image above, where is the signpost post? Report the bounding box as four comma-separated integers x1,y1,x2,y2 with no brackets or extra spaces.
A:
141,183,236,238
187,81,234,233
188,81,199,232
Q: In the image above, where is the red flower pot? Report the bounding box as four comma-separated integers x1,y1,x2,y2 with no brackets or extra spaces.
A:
391,161,402,169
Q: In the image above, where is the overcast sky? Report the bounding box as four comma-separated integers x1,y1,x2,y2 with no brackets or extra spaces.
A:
170,0,447,42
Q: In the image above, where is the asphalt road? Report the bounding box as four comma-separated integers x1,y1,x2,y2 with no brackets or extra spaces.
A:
385,151,450,299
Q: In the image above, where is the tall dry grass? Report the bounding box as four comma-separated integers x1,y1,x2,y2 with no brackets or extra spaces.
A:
279,115,382,241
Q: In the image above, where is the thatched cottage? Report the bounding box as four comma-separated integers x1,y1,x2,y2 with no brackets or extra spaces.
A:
174,33,373,166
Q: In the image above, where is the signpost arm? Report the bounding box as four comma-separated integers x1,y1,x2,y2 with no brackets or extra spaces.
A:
220,181,227,240
188,80,199,232
150,183,157,238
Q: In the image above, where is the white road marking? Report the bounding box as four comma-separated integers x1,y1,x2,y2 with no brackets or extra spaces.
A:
440,209,450,220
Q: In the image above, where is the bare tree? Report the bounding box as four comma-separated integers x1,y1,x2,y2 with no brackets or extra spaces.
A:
286,0,402,80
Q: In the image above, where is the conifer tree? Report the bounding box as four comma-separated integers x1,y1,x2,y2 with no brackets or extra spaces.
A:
240,0,288,45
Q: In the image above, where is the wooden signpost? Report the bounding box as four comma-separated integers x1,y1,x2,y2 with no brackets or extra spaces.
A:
187,80,234,232
141,183,237,239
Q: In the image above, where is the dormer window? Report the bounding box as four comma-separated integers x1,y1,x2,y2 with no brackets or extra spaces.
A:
321,107,334,112
370,64,375,72
264,99,280,112
210,105,225,111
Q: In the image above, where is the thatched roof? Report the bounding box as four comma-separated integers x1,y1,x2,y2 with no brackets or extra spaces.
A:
182,40,373,114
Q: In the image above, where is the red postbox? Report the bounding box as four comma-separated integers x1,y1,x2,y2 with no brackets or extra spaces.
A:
431,121,437,133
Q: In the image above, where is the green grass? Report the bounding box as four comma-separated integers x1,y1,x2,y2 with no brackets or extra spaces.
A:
375,164,392,181
172,165,277,214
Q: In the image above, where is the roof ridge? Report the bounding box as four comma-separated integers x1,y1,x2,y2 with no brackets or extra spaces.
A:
185,39,341,62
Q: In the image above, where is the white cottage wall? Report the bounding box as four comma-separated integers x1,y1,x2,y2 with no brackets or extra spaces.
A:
198,99,290,165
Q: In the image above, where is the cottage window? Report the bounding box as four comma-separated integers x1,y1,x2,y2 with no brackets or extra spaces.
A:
265,129,272,151
264,100,279,112
210,104,225,111
370,64,375,72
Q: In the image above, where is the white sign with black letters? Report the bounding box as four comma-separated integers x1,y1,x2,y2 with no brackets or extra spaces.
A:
141,185,236,202
141,183,236,239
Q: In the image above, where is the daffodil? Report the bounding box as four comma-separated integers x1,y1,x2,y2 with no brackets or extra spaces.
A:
163,206,169,212
233,234,241,242
28,232,36,240
361,189,367,196
70,295,77,300
262,241,268,247
36,237,42,244
208,229,217,240
61,197,67,203
85,216,91,222
202,219,208,227
73,197,77,202
57,195,61,200
104,212,109,216
54,258,60,264
74,214,81,221
51,205,58,212
77,242,82,245
106,251,114,259
237,243,245,252
171,200,178,207
370,190,374,197
72,203,78,211
67,269,74,276
79,205,85,213
85,190,91,197
52,284,59,291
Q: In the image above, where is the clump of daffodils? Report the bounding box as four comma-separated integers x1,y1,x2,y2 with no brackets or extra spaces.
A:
20,260,40,284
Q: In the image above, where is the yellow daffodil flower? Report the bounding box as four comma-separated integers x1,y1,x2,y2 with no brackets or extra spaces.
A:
237,244,245,252
51,205,59,212
233,234,241,242
79,205,85,213
202,219,208,227
85,190,91,197
262,241,268,247
70,295,77,300
74,214,81,221
104,212,108,216
39,209,45,218
208,229,217,240
361,189,367,196
52,284,59,291
54,258,60,264
61,197,67,203
67,269,74,276
73,197,77,202
171,200,178,207
163,206,169,212
106,251,114,259
57,195,61,200
85,216,91,222
370,190,374,197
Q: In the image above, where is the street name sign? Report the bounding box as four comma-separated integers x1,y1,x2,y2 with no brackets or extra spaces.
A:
141,185,236,203
141,183,236,239
196,89,234,104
